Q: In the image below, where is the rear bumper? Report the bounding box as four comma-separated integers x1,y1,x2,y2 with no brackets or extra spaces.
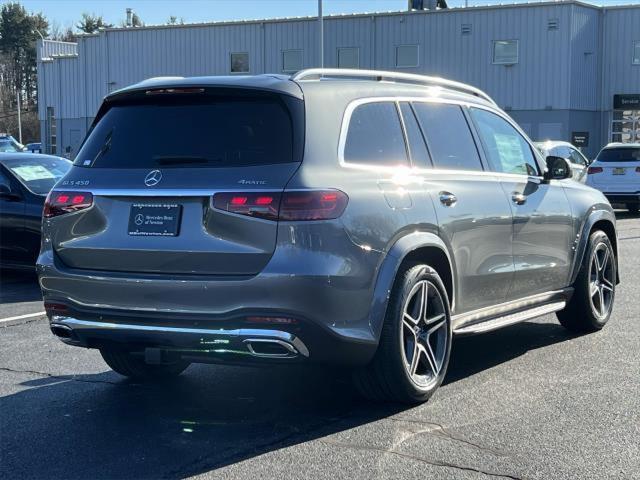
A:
37,224,384,366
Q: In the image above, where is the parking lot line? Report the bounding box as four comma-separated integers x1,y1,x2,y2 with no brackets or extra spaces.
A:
0,311,45,325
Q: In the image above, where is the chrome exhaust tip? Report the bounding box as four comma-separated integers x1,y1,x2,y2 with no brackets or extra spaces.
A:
244,338,300,358
50,324,74,339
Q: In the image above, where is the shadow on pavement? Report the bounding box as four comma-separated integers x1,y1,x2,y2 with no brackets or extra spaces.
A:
0,320,574,479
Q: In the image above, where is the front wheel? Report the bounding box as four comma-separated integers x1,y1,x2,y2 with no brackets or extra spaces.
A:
353,264,452,404
100,348,190,380
557,230,616,333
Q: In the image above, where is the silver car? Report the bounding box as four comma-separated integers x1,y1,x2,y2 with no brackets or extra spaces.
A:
535,140,591,183
38,69,619,403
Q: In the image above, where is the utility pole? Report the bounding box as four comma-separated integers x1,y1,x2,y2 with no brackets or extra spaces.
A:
16,90,22,144
318,0,323,67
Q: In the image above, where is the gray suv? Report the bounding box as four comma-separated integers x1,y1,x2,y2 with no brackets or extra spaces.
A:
38,69,619,403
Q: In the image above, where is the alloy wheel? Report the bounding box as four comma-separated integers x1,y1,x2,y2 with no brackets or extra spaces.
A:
401,280,448,388
588,242,615,320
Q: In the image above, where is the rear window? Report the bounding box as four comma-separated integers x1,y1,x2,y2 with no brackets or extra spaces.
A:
596,147,640,162
2,156,71,195
75,96,296,168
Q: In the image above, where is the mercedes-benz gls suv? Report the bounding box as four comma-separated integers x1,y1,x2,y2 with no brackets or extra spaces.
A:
38,69,619,403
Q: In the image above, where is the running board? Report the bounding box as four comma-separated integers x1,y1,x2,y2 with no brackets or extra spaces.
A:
453,301,566,336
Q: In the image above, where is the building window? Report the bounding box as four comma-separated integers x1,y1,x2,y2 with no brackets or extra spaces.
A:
493,40,519,65
633,41,640,65
230,52,249,73
46,107,56,155
395,45,419,68
338,47,359,68
282,49,303,73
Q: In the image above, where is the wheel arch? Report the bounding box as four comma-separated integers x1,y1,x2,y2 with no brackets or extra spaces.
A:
369,232,455,340
571,209,619,285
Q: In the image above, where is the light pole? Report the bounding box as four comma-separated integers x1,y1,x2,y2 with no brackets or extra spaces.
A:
16,89,22,144
318,0,323,67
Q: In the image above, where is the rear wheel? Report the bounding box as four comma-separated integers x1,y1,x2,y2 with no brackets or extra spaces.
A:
626,203,639,214
353,264,451,404
557,230,616,333
100,348,190,380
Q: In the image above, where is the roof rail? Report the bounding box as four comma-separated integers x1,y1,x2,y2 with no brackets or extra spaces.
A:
292,68,496,106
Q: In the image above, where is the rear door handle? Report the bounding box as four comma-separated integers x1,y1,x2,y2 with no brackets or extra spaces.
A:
439,192,457,207
511,193,527,205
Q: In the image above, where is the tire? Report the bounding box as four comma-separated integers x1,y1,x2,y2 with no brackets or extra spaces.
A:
626,203,639,214
100,348,190,380
557,230,616,333
353,264,452,404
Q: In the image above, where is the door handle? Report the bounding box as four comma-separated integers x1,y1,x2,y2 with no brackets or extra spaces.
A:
511,192,527,205
439,191,457,207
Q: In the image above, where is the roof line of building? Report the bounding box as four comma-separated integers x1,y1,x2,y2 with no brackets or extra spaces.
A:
72,0,632,37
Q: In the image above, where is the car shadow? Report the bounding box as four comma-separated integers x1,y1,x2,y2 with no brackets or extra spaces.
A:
614,210,640,220
0,320,575,479
0,269,42,304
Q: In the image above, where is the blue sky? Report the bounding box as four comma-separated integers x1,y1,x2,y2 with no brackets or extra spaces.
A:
16,0,638,31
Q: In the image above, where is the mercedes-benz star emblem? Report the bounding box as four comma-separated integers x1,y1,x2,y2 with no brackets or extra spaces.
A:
144,169,162,187
134,214,144,226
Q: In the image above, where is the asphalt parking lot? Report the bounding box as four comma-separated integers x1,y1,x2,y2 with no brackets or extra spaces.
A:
1,212,639,480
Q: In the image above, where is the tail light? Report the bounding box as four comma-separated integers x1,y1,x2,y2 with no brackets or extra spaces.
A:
213,190,348,221
587,166,603,174
44,302,69,316
44,191,93,218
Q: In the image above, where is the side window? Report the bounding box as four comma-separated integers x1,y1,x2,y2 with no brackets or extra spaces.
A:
412,102,483,171
470,108,539,176
399,102,431,168
568,148,588,166
344,102,409,166
550,146,570,159
0,169,14,193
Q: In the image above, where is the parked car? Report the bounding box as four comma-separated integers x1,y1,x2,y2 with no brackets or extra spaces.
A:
0,134,26,153
586,143,640,213
535,140,590,183
25,142,42,153
38,70,619,403
0,153,71,270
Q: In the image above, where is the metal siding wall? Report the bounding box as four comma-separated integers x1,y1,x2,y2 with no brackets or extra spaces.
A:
569,5,600,110
38,3,640,150
324,16,374,68
264,20,319,73
602,7,640,110
371,5,573,110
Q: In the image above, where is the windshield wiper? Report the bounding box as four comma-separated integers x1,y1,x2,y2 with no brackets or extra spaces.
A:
84,129,113,167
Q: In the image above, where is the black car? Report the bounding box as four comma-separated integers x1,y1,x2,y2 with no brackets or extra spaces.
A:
0,153,71,270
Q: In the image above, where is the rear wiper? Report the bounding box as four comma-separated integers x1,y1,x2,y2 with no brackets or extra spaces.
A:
83,129,113,166
153,155,220,166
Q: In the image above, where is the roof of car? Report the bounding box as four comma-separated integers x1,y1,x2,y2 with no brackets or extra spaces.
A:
0,153,70,164
534,140,574,149
107,70,495,108
107,74,304,100
603,142,640,149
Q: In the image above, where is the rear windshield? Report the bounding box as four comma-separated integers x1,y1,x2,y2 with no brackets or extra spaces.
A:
75,96,296,168
596,147,640,162
3,156,71,195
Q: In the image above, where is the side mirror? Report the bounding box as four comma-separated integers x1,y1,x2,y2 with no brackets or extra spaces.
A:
544,156,572,181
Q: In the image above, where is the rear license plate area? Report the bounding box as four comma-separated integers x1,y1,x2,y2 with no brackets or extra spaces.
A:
612,168,626,175
128,203,182,236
